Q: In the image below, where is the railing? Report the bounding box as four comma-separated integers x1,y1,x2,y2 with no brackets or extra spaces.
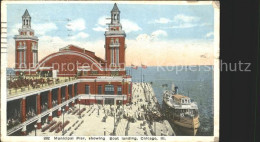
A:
7,77,79,101
7,95,81,135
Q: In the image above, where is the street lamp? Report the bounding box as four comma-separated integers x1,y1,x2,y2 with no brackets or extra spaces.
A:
62,108,65,136
78,99,81,118
34,124,37,136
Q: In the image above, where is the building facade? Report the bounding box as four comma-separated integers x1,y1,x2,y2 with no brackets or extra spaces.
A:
8,4,132,135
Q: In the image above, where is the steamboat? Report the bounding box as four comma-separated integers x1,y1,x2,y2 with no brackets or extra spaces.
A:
162,85,200,136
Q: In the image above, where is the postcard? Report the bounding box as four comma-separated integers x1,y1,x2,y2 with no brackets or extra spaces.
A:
1,1,219,142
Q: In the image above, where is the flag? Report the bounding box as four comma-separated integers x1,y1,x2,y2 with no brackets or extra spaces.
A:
141,64,147,69
131,64,138,70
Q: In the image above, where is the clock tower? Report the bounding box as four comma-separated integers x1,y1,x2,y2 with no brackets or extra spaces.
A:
105,3,126,70
14,9,39,74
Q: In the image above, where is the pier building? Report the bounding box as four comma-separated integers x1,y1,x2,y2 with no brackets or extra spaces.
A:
7,3,132,135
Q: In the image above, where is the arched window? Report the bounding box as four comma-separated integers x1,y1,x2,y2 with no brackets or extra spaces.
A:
19,42,22,48
110,38,114,44
23,42,26,48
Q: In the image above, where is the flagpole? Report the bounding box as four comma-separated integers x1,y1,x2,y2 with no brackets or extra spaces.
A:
131,66,132,77
141,65,142,83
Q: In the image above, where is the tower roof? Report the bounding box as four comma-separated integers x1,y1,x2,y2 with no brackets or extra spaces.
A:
111,3,120,12
22,9,31,18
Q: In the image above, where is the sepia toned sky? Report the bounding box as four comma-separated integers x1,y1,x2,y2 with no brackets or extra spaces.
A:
6,3,215,67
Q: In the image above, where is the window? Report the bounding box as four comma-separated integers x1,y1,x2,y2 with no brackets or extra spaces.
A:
111,49,114,65
85,85,90,94
116,48,119,66
105,85,114,95
110,38,114,44
91,71,98,75
19,51,22,65
128,84,131,94
19,42,22,48
117,86,122,95
98,85,102,94
111,71,119,76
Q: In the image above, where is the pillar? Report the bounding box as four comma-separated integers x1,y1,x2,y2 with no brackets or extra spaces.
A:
36,94,41,115
21,125,27,135
48,90,52,109
72,84,75,98
21,97,26,123
65,85,69,100
57,87,61,104
37,117,41,129
48,112,53,121
71,100,75,107
65,104,69,111
57,107,61,117
57,88,61,116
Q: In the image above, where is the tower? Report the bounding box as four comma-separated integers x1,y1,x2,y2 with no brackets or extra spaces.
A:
14,9,39,74
105,3,126,70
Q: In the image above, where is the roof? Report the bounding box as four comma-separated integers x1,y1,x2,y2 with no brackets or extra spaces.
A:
111,3,120,12
22,9,31,17
172,94,189,100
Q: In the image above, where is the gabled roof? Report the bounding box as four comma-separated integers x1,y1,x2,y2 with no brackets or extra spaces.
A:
111,3,120,12
22,9,31,18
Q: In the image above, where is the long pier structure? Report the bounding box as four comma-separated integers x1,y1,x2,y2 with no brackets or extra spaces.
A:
8,82,175,136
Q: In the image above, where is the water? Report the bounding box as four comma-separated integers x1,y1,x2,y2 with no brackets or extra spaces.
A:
127,66,214,136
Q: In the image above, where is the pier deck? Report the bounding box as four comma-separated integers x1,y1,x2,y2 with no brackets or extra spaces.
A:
27,83,175,136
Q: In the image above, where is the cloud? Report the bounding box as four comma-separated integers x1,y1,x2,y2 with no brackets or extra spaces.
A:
92,26,107,32
150,18,171,24
66,18,86,31
9,24,21,36
173,14,200,23
168,23,197,29
69,32,89,40
150,14,201,29
121,19,142,33
205,32,214,38
92,16,109,32
32,23,58,35
136,30,167,41
93,17,141,33
9,22,57,37
151,30,168,37
97,16,109,26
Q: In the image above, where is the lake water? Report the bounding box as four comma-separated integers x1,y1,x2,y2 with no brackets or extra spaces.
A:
127,66,214,136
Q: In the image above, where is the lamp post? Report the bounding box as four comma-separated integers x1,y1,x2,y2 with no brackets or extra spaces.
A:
34,124,37,136
104,127,106,136
79,99,81,118
62,108,65,136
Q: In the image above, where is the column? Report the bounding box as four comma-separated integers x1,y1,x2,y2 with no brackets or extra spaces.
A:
36,94,41,115
65,104,69,111
72,84,75,98
48,90,52,109
65,85,69,100
21,125,27,136
57,88,61,116
57,107,61,116
71,100,75,107
48,112,53,122
37,117,41,129
21,97,26,123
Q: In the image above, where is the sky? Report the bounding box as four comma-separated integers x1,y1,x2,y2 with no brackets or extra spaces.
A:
6,3,215,67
